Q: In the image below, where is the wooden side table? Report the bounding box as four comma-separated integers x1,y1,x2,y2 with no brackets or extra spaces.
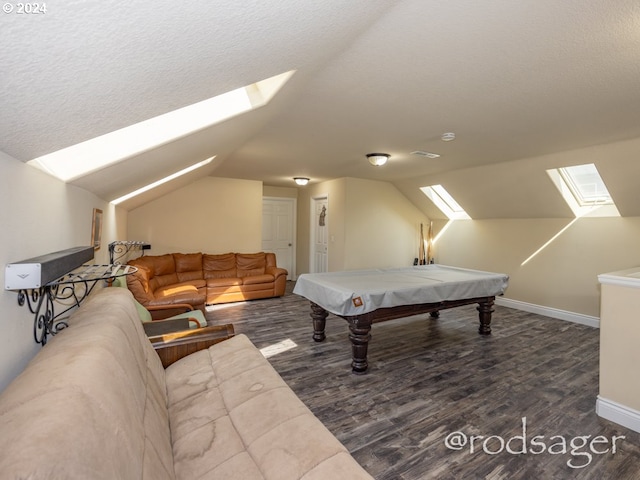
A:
148,323,236,368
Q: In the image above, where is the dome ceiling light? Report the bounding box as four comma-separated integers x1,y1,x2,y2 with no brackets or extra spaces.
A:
441,132,456,142
367,153,390,166
293,177,309,186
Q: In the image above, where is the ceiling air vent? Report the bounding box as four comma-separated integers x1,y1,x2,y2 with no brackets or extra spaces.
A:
411,151,440,159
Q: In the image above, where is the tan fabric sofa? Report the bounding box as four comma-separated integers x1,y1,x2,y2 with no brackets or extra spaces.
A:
0,287,373,479
127,252,288,319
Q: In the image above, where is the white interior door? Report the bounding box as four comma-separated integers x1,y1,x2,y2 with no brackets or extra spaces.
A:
262,197,295,279
311,196,328,273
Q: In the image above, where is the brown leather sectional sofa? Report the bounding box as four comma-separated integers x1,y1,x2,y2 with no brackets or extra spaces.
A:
126,252,287,319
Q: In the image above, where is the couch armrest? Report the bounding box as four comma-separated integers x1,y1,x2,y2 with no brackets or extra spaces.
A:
265,266,288,279
148,324,235,368
146,303,193,320
143,318,191,337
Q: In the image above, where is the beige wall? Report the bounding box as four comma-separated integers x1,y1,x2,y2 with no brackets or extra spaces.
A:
434,217,640,317
0,151,126,392
127,176,263,255
296,178,346,274
263,185,298,199
599,281,640,412
343,178,430,270
397,137,640,318
296,177,430,274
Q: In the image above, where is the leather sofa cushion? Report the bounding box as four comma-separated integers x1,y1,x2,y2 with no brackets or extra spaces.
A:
152,254,176,276
206,277,242,288
129,257,157,276
153,273,179,290
241,274,274,285
265,253,277,268
149,288,205,307
203,253,237,279
174,253,203,282
236,253,266,278
173,279,206,289
154,283,201,300
238,284,274,293
144,254,179,290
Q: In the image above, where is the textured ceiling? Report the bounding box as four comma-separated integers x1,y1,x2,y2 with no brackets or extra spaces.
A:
2,0,640,217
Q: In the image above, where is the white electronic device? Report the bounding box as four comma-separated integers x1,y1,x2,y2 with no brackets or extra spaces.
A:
5,246,95,290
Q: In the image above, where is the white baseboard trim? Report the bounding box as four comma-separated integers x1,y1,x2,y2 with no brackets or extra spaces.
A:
494,297,600,328
596,396,640,434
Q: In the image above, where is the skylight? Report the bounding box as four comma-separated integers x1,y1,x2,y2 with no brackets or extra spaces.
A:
110,157,214,205
420,184,471,220
558,164,612,206
547,163,619,218
29,70,296,182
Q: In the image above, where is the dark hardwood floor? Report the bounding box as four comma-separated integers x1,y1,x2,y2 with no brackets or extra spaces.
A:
205,282,640,480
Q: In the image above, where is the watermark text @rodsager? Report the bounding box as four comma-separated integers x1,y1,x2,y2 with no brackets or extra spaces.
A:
444,417,625,469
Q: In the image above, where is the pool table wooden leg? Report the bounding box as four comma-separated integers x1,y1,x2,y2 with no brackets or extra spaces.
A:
477,299,494,335
310,302,328,342
347,316,373,374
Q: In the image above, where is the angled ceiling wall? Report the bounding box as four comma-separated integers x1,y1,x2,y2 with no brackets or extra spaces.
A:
2,0,640,218
395,137,640,220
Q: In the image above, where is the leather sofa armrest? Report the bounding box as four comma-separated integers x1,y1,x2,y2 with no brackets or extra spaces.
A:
265,266,288,279
148,324,236,368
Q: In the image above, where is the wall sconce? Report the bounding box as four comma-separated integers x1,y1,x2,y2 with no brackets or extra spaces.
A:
293,177,309,186
367,153,390,166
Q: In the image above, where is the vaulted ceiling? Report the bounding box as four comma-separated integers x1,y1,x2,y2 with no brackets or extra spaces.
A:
2,1,640,217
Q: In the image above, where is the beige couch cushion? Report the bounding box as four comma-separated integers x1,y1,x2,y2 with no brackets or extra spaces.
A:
0,288,175,480
165,334,373,480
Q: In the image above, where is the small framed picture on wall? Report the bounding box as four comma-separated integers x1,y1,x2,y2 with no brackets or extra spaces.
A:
91,208,103,250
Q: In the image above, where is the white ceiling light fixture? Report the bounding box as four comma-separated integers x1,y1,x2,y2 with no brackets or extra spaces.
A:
367,153,390,166
293,177,309,186
441,132,456,142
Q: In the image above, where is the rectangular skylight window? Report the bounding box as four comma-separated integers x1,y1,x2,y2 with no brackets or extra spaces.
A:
29,70,295,182
420,184,471,220
110,157,214,205
547,163,619,218
558,164,612,206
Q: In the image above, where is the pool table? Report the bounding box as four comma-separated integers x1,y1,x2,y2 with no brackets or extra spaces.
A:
293,265,509,373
